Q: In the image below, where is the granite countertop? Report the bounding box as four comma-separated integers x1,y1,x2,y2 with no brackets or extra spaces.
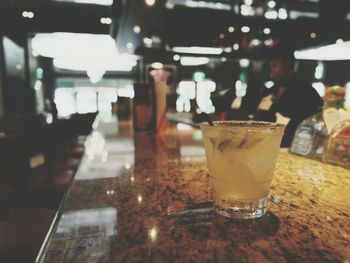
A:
38,116,350,263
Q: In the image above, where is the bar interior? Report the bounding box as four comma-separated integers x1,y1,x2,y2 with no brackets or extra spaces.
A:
0,0,349,262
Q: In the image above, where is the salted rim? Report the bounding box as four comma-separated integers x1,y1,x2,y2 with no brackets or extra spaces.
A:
200,121,285,129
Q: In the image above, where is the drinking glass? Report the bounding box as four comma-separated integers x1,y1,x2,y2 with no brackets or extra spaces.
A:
201,121,285,219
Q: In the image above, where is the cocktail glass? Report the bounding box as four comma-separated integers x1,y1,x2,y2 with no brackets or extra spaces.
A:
201,121,285,219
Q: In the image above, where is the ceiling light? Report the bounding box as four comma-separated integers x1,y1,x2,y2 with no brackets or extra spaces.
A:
278,8,288,19
265,10,278,19
221,57,227,62
133,25,141,34
173,54,180,61
151,62,163,69
180,57,209,66
22,11,34,19
264,81,274,89
16,64,23,70
151,36,161,46
219,33,225,39
239,59,250,67
263,27,271,34
100,17,112,25
251,39,260,46
244,0,253,6
32,33,120,59
143,37,153,47
264,39,273,46
53,57,137,72
145,0,156,7
240,4,254,16
294,41,350,60
172,46,223,55
126,42,133,49
289,10,318,20
228,26,235,33
72,0,113,5
32,32,138,75
215,3,223,8
233,43,239,50
183,0,231,10
241,26,250,33
310,32,317,39
336,39,344,44
267,0,276,8
224,47,232,53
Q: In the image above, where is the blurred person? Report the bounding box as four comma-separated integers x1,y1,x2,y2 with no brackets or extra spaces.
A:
212,62,266,121
51,101,58,120
212,86,237,117
256,51,323,147
240,62,267,117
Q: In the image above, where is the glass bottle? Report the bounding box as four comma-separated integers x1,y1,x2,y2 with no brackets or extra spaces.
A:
290,110,328,161
133,83,156,132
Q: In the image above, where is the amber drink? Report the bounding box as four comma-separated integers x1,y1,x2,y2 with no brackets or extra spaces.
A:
201,121,285,219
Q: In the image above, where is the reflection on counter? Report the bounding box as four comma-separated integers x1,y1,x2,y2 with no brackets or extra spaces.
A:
57,208,117,237
39,116,350,263
137,194,143,204
148,227,158,242
176,123,193,131
180,145,206,163
76,155,134,180
75,116,135,180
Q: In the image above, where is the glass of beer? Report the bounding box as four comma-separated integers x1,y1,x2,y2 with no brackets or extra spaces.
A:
201,121,285,220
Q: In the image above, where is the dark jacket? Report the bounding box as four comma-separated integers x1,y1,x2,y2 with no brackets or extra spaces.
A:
268,75,324,147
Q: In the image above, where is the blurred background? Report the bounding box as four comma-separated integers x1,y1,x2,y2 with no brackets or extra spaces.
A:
0,1,350,262
0,0,349,120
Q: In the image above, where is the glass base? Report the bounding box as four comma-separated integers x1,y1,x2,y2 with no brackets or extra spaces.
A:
214,195,268,220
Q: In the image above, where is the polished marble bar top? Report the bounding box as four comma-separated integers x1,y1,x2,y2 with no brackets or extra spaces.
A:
39,116,350,263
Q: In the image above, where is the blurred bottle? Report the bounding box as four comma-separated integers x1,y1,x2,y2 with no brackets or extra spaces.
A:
133,83,156,132
150,69,170,134
323,120,350,169
115,97,132,120
290,110,328,160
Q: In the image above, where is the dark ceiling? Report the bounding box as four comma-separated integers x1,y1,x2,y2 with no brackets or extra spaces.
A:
114,0,350,60
1,0,350,59
0,0,114,46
